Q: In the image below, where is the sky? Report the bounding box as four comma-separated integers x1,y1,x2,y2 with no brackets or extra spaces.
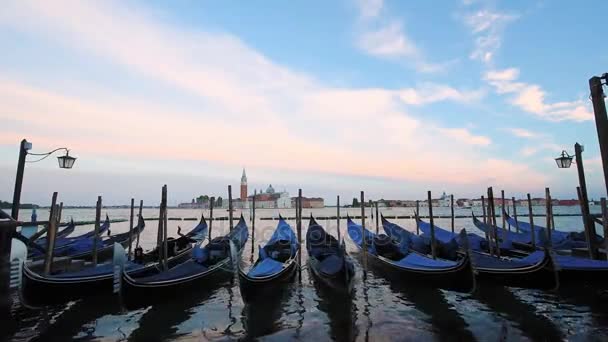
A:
1,0,607,206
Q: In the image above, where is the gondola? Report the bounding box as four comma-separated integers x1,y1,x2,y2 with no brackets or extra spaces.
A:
119,215,248,308
503,211,599,250
36,216,144,262
306,215,355,294
415,213,525,257
347,217,475,292
34,219,76,244
384,216,559,289
29,215,112,259
238,215,299,301
21,215,170,304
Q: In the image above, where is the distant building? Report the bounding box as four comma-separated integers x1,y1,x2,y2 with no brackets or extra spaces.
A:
292,197,324,208
240,168,248,201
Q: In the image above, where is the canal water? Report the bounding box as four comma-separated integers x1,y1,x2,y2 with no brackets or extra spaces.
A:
4,206,608,341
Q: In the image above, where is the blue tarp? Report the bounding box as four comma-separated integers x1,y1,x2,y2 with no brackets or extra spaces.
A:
394,253,458,269
248,258,284,277
347,218,377,255
246,217,296,278
554,255,608,270
318,254,342,274
472,250,545,270
417,219,491,251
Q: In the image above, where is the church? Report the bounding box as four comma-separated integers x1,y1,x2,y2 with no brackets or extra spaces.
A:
229,169,292,209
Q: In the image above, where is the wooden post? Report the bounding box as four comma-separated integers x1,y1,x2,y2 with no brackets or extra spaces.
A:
488,187,500,257
57,202,63,225
427,191,436,259
450,194,454,233
602,197,608,261
589,76,608,199
545,188,553,245
575,143,598,259
577,187,594,259
336,195,341,241
527,193,535,248
43,192,58,275
209,196,215,241
375,201,379,234
162,185,168,271
136,200,143,249
481,195,492,255
415,200,420,235
128,198,134,260
501,190,507,232
361,191,367,268
156,202,163,248
92,196,101,266
512,197,520,233
297,189,302,280
228,185,233,231
251,192,255,253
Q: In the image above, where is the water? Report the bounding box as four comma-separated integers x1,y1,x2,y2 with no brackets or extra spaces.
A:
4,207,608,341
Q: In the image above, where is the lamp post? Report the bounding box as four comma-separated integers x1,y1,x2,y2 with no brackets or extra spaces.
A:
11,139,76,220
555,143,598,259
2,139,76,311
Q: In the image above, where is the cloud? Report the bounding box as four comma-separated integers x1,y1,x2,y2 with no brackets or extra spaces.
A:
484,68,593,122
355,0,384,20
0,0,546,197
462,10,518,64
397,83,484,105
435,127,491,146
353,1,451,73
519,143,562,157
504,127,538,139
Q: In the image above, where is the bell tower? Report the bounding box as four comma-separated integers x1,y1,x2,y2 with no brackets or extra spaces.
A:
240,168,247,200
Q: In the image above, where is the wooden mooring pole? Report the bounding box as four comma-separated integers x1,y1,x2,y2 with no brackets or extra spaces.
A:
501,190,507,232
57,202,63,225
375,201,379,234
92,196,102,267
488,187,500,257
415,200,420,235
602,197,608,261
136,200,143,249
297,189,302,280
209,197,215,241
428,191,436,259
251,192,255,253
545,188,553,246
163,185,168,271
527,193,535,248
577,187,594,259
481,195,492,256
128,198,134,260
336,195,341,241
228,185,234,231
512,196,520,233
361,191,367,269
43,192,58,275
450,194,454,233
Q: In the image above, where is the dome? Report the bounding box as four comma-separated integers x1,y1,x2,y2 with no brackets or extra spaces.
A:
266,184,275,194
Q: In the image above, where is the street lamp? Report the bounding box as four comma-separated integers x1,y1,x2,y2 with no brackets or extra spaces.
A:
11,139,77,220
555,150,574,169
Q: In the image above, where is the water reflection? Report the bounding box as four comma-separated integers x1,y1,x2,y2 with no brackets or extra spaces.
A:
128,280,228,341
475,285,563,341
241,283,292,339
313,276,356,342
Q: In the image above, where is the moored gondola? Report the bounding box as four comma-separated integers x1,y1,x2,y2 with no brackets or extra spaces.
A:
21,215,179,304
384,216,559,289
347,217,475,292
238,215,299,301
29,215,112,260
119,215,248,308
306,215,355,294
